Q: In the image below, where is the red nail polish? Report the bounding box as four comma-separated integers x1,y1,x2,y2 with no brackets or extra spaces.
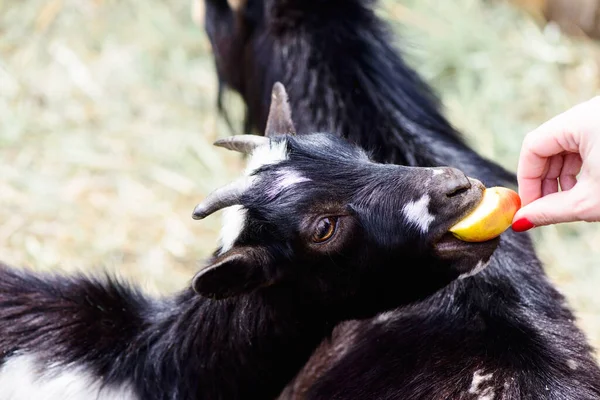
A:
512,218,535,232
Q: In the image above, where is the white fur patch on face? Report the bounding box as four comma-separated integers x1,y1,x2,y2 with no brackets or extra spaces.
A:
245,139,288,174
459,259,491,280
217,140,289,254
0,354,137,400
219,205,247,254
402,195,435,233
276,169,311,188
267,169,311,200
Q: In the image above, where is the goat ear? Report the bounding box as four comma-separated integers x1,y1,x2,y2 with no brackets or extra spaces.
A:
265,82,296,137
192,252,269,299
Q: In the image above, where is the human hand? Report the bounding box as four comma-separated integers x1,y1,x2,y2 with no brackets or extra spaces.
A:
512,97,600,232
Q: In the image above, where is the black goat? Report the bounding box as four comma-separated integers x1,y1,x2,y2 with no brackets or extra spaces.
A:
0,84,495,399
202,0,600,398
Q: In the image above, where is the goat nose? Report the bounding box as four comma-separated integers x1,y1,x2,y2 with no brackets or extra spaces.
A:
431,167,471,198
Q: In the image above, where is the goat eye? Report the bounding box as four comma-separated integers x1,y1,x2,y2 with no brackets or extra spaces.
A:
312,217,337,243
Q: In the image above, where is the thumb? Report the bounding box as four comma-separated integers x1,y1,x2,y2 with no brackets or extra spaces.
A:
512,189,582,229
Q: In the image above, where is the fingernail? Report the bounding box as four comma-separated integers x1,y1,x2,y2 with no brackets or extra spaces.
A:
512,218,535,232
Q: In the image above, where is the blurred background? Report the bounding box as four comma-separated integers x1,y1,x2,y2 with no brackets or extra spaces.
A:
0,0,599,358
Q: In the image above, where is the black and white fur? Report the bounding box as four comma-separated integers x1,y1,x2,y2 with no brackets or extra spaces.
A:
0,84,497,399
202,0,600,398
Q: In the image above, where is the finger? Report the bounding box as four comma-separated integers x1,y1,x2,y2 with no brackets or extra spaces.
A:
541,154,563,196
559,175,578,192
513,189,582,227
524,108,582,157
541,178,558,197
559,152,582,192
517,110,582,206
517,152,546,208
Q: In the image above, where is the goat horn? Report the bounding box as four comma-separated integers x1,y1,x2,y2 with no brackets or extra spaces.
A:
192,177,253,220
213,135,269,154
265,82,296,137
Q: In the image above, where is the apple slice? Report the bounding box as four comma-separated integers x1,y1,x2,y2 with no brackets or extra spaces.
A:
449,187,521,242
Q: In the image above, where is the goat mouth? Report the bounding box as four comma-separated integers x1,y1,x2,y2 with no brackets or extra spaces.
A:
431,184,500,261
433,232,499,278
434,232,499,257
